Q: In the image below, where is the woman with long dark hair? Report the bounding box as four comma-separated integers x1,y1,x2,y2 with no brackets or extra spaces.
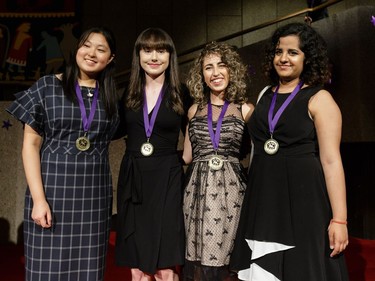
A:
7,26,119,281
115,27,185,281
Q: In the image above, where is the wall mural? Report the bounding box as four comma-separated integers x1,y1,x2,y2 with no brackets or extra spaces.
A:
0,0,80,83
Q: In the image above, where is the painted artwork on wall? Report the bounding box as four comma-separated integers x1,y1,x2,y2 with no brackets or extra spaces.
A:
0,0,81,83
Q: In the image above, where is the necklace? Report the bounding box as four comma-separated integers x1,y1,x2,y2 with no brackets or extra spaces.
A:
87,88,94,98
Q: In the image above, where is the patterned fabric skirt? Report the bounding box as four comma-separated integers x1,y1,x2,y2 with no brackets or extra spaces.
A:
183,158,246,280
24,151,112,281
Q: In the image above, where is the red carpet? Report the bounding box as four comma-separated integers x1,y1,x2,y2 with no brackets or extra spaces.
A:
0,234,374,281
345,237,375,281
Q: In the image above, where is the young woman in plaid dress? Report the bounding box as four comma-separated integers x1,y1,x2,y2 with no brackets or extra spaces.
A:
7,26,119,281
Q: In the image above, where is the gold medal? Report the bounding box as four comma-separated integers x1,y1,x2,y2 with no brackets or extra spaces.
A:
76,135,90,151
208,155,224,171
264,138,279,155
75,82,98,152
141,141,154,156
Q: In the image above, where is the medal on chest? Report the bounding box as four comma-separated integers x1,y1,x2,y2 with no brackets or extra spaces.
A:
75,82,98,151
207,100,229,170
208,153,224,170
76,132,91,151
264,137,279,155
141,87,164,156
265,81,303,155
140,139,154,156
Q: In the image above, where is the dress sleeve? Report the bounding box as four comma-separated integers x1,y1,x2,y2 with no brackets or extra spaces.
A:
6,77,48,135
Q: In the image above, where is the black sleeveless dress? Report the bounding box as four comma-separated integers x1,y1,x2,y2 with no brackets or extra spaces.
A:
230,86,349,281
115,91,185,274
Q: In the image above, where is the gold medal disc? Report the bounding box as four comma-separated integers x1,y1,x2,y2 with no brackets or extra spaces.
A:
76,136,90,151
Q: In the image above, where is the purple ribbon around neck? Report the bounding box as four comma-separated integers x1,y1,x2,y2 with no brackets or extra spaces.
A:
75,81,99,133
208,100,229,151
143,87,165,140
268,81,304,136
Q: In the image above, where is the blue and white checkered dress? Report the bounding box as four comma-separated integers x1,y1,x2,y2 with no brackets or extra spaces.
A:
7,75,119,281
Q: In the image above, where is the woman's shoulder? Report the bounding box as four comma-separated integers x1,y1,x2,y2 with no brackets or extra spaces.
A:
241,102,254,115
187,103,199,120
230,102,254,122
308,87,335,107
33,74,62,88
301,84,323,95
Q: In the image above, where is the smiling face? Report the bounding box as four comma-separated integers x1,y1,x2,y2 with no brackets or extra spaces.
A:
76,32,114,80
202,53,229,96
273,35,305,84
139,47,170,79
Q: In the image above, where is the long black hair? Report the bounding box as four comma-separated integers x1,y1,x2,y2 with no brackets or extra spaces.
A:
62,26,118,119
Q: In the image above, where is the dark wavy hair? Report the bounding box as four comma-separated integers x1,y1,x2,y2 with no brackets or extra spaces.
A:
126,27,184,115
263,22,331,86
62,26,118,119
186,41,248,106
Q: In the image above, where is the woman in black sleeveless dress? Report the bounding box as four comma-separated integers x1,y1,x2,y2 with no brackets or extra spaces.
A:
231,22,349,281
115,27,186,281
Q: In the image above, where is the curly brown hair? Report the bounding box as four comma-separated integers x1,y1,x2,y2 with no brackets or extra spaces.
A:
263,22,331,86
186,41,248,106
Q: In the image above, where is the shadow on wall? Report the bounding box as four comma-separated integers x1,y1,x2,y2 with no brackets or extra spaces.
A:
0,217,23,245
0,217,14,245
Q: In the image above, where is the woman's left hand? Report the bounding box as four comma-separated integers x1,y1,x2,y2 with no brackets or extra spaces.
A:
328,222,349,257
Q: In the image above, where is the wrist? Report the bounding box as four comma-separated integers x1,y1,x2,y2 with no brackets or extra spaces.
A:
330,219,347,225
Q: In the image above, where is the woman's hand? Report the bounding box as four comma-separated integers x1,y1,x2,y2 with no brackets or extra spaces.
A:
328,221,349,257
31,199,52,228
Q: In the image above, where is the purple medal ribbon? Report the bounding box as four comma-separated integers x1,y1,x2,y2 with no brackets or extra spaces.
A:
143,87,164,140
268,81,303,136
208,99,229,151
75,81,99,133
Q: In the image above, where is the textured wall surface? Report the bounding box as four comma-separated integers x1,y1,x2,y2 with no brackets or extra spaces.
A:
0,101,25,244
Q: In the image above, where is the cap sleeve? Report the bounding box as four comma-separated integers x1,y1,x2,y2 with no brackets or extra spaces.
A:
6,76,51,135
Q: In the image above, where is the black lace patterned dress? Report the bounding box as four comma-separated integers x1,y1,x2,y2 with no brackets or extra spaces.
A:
183,102,247,280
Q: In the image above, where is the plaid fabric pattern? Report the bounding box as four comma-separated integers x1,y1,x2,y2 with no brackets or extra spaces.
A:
7,75,119,281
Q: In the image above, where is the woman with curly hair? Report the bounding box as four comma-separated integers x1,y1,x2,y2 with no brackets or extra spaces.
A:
182,41,254,280
230,22,349,281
